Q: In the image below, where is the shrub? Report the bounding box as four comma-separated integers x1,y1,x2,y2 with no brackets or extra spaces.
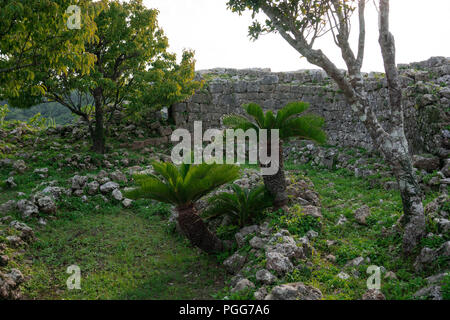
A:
268,205,321,236
126,160,240,253
203,184,273,228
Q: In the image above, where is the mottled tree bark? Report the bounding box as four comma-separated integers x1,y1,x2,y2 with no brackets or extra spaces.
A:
377,0,426,253
177,204,224,254
389,151,426,253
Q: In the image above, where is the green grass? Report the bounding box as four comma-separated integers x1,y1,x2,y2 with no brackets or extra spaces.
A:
0,130,227,300
282,163,445,299
23,208,227,300
2,122,448,300
215,162,446,300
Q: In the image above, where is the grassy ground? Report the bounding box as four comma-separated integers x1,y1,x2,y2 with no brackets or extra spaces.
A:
1,127,448,300
216,162,448,300
23,206,226,300
0,131,227,300
279,163,448,299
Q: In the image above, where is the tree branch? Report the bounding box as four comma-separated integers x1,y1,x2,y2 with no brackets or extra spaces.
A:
355,0,366,71
378,0,402,122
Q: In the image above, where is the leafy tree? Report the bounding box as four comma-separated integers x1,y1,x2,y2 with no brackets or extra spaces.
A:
224,101,326,208
0,0,99,98
10,0,201,153
203,184,273,228
126,161,241,254
227,0,426,254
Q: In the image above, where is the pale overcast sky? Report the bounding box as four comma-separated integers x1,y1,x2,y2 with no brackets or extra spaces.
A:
143,0,450,72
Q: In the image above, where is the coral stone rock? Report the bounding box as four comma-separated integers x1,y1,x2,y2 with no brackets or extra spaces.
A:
255,269,277,285
354,205,371,225
223,253,246,275
362,289,386,300
265,282,322,300
100,181,120,194
266,251,293,275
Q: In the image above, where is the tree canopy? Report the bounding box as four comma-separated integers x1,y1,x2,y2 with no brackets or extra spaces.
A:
40,0,201,117
0,0,100,99
6,0,202,153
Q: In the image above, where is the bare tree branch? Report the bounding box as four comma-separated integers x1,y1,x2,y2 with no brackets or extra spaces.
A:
378,0,402,123
355,0,366,71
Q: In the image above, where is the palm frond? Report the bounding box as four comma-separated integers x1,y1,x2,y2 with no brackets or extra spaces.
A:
275,101,309,127
125,175,179,205
282,115,326,143
243,103,265,128
202,184,273,227
128,160,240,208
223,115,257,131
264,110,276,129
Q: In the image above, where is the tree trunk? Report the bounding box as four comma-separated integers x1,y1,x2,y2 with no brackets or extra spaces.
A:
259,0,425,254
91,88,106,154
361,109,426,254
388,143,426,254
176,204,224,254
378,0,425,254
261,143,287,209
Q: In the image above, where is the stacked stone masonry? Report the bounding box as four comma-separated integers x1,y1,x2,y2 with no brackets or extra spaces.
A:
171,57,450,155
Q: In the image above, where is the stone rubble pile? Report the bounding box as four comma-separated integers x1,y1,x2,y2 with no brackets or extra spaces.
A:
284,141,450,193
0,218,35,299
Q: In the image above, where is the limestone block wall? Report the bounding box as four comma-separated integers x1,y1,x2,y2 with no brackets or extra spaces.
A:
171,57,450,155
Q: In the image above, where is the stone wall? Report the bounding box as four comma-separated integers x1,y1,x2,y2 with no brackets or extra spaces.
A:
171,57,450,156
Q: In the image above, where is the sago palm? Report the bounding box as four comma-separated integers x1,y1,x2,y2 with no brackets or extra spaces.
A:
223,101,326,208
126,161,240,254
203,184,273,228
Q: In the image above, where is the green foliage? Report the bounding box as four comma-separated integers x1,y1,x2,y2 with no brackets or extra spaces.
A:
203,184,273,227
4,99,76,125
36,0,201,115
80,105,96,121
0,103,8,126
135,201,172,219
27,113,47,129
442,274,450,300
47,117,57,129
215,224,241,241
441,199,450,213
281,162,443,299
0,0,100,99
268,205,321,236
126,161,241,207
223,101,326,143
9,0,202,152
0,123,444,300
26,112,57,129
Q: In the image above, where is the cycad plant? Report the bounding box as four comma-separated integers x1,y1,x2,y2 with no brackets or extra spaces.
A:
126,161,240,254
224,101,326,208
203,184,273,228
